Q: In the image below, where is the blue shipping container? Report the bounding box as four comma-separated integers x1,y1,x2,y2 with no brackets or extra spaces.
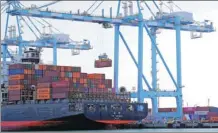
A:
35,70,43,75
9,69,24,75
209,107,218,112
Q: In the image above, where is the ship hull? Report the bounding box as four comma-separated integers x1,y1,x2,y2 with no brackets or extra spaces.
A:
1,102,148,131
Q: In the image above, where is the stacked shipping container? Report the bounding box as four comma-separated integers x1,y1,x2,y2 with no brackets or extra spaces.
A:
8,63,113,101
148,106,218,122
8,64,40,101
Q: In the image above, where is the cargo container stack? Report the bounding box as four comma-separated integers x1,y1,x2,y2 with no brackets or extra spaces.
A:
52,81,69,99
8,64,38,102
7,63,128,103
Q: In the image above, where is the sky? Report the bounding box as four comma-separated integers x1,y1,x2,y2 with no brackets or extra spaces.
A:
1,1,218,108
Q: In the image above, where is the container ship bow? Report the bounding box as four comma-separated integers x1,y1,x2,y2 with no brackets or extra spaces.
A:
1,49,148,131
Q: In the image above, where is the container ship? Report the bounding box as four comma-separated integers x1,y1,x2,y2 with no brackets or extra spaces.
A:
1,48,148,131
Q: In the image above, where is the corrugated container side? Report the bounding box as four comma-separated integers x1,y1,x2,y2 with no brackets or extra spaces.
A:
52,88,69,93
195,111,209,115
72,67,81,72
183,110,195,114
52,81,69,88
35,70,43,75
207,112,218,118
8,85,24,90
37,83,51,88
196,106,209,111
95,60,112,68
44,71,59,77
9,64,24,69
158,108,173,112
52,92,69,99
80,73,87,78
36,94,50,100
209,107,218,112
92,88,97,93
210,117,218,122
8,90,21,95
37,88,51,94
72,72,80,78
8,69,24,75
183,107,196,112
9,80,24,85
9,75,24,80
37,77,53,83
8,95,21,101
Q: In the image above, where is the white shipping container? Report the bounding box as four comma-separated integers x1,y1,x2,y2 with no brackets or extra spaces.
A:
52,34,69,43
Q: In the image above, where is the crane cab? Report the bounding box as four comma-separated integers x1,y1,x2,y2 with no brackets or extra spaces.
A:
94,53,112,68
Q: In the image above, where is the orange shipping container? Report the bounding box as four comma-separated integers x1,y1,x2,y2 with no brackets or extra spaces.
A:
61,72,65,78
98,84,105,89
87,74,95,79
36,94,50,100
80,79,84,84
38,65,44,70
210,117,218,122
8,85,24,90
64,78,69,81
43,65,47,70
37,88,50,94
88,74,104,79
9,75,24,80
73,78,77,83
61,66,65,72
73,72,80,78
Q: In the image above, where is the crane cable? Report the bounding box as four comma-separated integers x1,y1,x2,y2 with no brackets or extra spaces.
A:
90,1,104,15
86,1,98,13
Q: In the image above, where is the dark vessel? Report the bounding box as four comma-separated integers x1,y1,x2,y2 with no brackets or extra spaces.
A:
1,48,148,131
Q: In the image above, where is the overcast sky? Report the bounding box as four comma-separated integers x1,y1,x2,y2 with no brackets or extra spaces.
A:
1,1,218,108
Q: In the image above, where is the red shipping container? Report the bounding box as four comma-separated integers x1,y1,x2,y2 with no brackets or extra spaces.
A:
52,88,69,93
8,90,21,95
44,71,59,77
8,95,21,101
88,88,93,93
95,60,112,68
158,108,173,112
196,107,210,111
9,80,24,85
93,88,97,93
210,117,218,122
52,92,69,99
9,64,24,69
52,81,69,88
183,107,196,112
96,88,104,93
37,77,53,83
207,112,218,117
183,110,195,114
37,83,51,88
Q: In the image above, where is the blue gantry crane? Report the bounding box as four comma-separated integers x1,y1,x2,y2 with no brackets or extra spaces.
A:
3,0,216,119
1,0,92,66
